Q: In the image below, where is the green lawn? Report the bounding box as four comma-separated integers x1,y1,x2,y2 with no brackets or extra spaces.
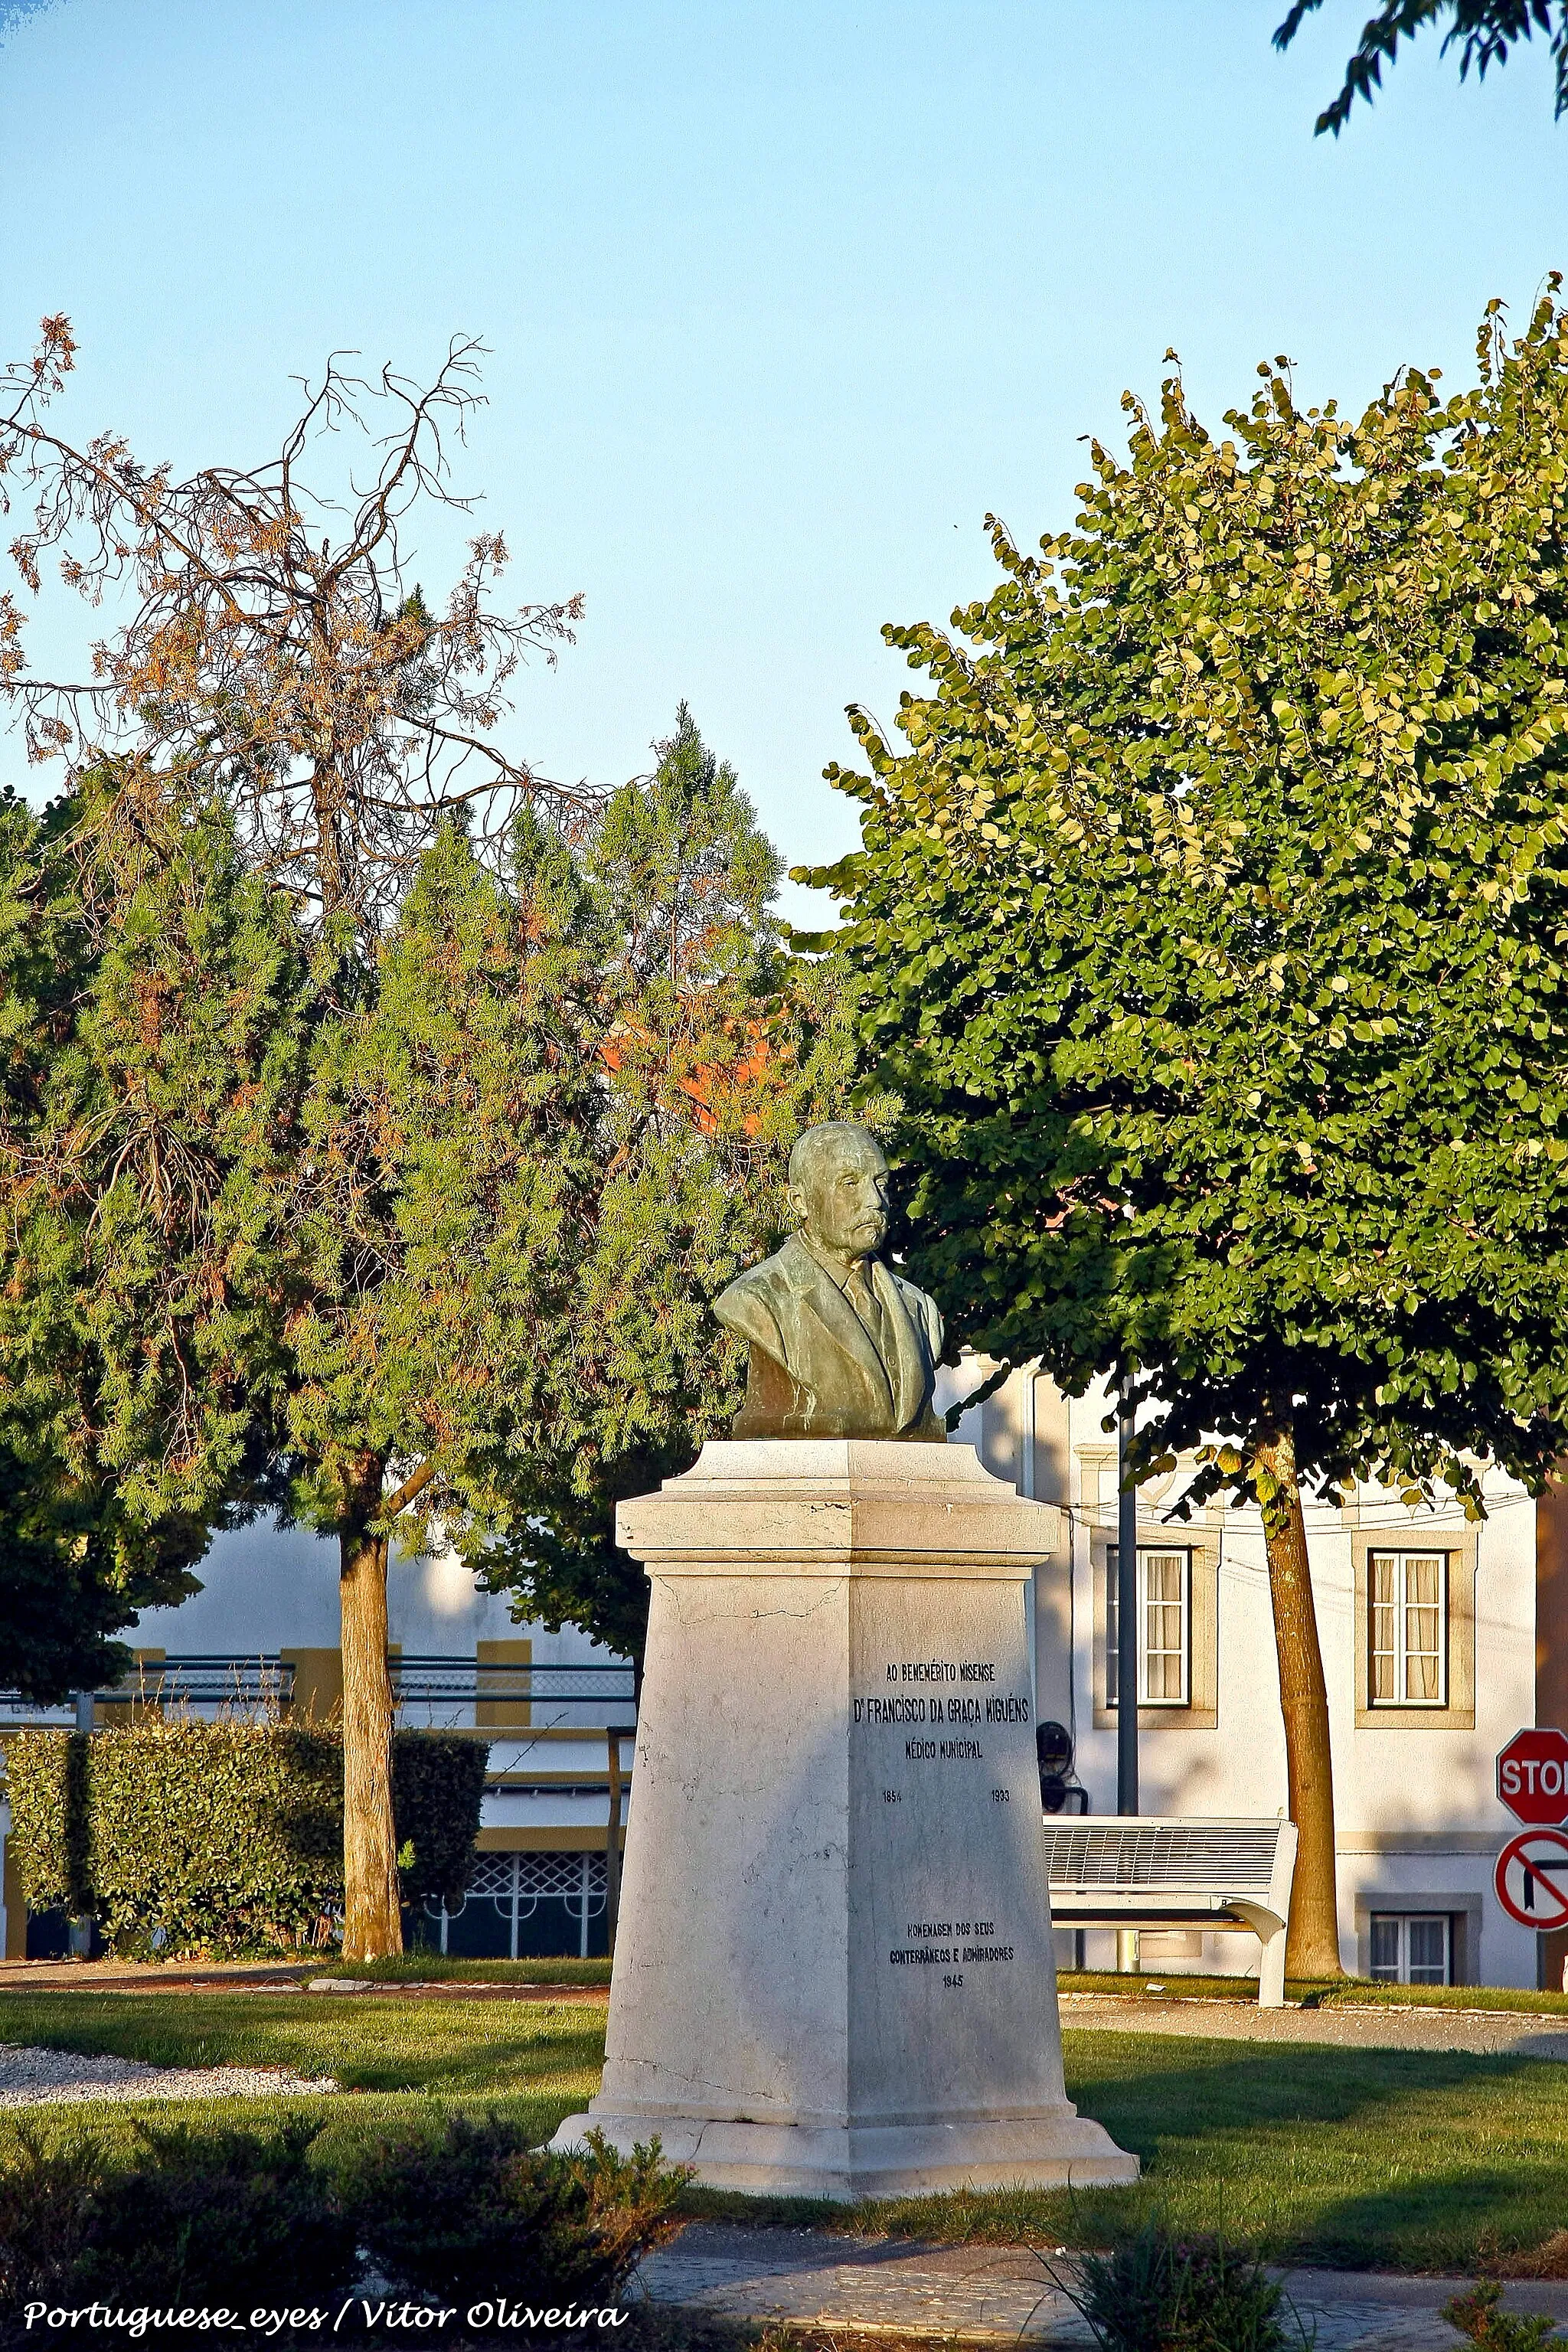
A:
1060,1969,1568,2015
0,1993,1564,2273
0,1990,603,2097
880,2030,1568,2273
328,1955,613,1987
1305,1981,1568,2016
0,1990,603,2164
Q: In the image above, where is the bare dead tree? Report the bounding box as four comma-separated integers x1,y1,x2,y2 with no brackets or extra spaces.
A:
0,318,608,1958
0,318,597,930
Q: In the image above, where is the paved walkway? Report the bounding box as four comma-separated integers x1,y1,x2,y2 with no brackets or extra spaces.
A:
1060,1992,1568,2060
639,2223,1568,2347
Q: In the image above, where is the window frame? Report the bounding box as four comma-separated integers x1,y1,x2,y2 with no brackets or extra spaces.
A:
1092,1528,1220,1733
1368,1910,1452,1987
1106,1545,1193,1710
1351,1527,1476,1732
1367,1548,1449,1710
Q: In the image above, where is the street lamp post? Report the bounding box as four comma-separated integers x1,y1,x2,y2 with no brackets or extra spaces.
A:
1116,1393,1139,1972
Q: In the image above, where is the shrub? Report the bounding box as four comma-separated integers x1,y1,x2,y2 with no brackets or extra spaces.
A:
1059,2220,1302,2352
0,2139,102,2308
7,1723,341,1955
0,2122,687,2333
348,2118,688,2304
5,1732,91,1920
391,1734,491,1913
5,1723,488,1955
1442,2279,1558,2350
0,2120,357,2314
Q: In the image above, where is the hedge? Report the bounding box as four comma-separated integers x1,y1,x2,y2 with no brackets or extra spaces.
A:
5,1722,490,1956
389,1730,492,1912
0,2116,684,2319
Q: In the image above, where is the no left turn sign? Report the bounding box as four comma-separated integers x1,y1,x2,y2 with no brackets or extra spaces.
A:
1494,1828,1568,1931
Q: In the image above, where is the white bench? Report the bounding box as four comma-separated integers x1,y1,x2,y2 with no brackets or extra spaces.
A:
1041,1815,1299,2007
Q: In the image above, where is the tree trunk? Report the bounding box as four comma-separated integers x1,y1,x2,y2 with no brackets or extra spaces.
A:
340,1506,403,1960
1254,1428,1344,1979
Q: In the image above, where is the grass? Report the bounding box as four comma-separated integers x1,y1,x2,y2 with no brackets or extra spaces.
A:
0,1992,1566,2273
1305,1981,1568,2015
0,1990,604,2097
325,1955,612,1986
1060,1970,1568,2013
698,2031,1568,2274
917,2030,1568,2272
1063,1971,1321,2003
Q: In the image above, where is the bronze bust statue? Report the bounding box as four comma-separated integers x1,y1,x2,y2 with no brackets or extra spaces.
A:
714,1122,946,1441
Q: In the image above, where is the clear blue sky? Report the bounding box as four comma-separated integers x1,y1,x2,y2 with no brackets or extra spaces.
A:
2,0,1566,918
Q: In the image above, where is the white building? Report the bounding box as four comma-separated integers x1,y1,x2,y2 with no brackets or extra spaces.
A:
0,1359,1549,1988
942,1361,1544,1991
0,1517,633,1964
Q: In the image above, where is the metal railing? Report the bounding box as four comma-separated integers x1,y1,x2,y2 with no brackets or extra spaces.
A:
0,1656,293,1724
116,1655,295,1707
0,1653,636,1733
390,1656,635,1732
392,1656,633,1701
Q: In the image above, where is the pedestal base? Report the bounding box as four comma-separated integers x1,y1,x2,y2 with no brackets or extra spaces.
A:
554,1442,1138,2203
550,2105,1138,2200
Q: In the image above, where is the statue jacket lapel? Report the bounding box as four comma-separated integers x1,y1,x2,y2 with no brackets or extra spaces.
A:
871,1258,931,1434
777,1236,895,1426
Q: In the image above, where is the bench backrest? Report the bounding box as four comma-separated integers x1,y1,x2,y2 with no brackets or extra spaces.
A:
1042,1816,1292,1906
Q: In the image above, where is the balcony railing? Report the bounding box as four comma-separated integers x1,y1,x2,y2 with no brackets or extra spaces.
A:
0,1656,293,1723
0,1654,636,1733
390,1656,635,1731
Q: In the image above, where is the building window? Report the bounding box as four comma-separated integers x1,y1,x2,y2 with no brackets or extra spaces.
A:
1368,1912,1451,1986
1368,1550,1448,1707
1106,1548,1191,1708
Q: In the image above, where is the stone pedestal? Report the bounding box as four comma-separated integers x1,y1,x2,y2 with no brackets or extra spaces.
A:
550,1439,1138,2199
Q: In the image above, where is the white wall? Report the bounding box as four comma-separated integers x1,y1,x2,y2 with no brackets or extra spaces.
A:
122,1385,1542,1985
132,1517,624,1668
943,1360,1540,1988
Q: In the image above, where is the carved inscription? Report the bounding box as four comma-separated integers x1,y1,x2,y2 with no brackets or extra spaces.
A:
889,1917,1016,1970
887,1659,1001,1685
861,1655,1029,1987
853,1658,1031,1759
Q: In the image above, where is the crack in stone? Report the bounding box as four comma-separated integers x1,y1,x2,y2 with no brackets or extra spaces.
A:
651,1573,848,1629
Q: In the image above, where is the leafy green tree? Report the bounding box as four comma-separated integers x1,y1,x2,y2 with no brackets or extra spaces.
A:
0,314,848,1952
590,701,784,1003
0,776,628,1952
0,777,304,1700
469,707,851,1667
811,289,1568,1972
0,328,594,1957
0,1439,201,1706
1275,0,1568,135
273,811,619,1952
0,723,831,1951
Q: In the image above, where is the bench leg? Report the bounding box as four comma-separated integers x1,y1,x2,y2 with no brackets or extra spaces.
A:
1257,1923,1287,2007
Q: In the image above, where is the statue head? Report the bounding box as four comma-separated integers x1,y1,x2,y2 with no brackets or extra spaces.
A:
786,1123,890,1264
715,1118,945,1440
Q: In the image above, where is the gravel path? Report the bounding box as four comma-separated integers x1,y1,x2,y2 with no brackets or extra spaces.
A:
0,2042,338,2105
1059,1993,1568,2059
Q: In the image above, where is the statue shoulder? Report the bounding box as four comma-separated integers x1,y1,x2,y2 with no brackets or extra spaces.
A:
713,1248,798,1355
890,1267,944,1351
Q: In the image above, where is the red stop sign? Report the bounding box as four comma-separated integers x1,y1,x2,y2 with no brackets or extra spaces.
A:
1498,1728,1568,1824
